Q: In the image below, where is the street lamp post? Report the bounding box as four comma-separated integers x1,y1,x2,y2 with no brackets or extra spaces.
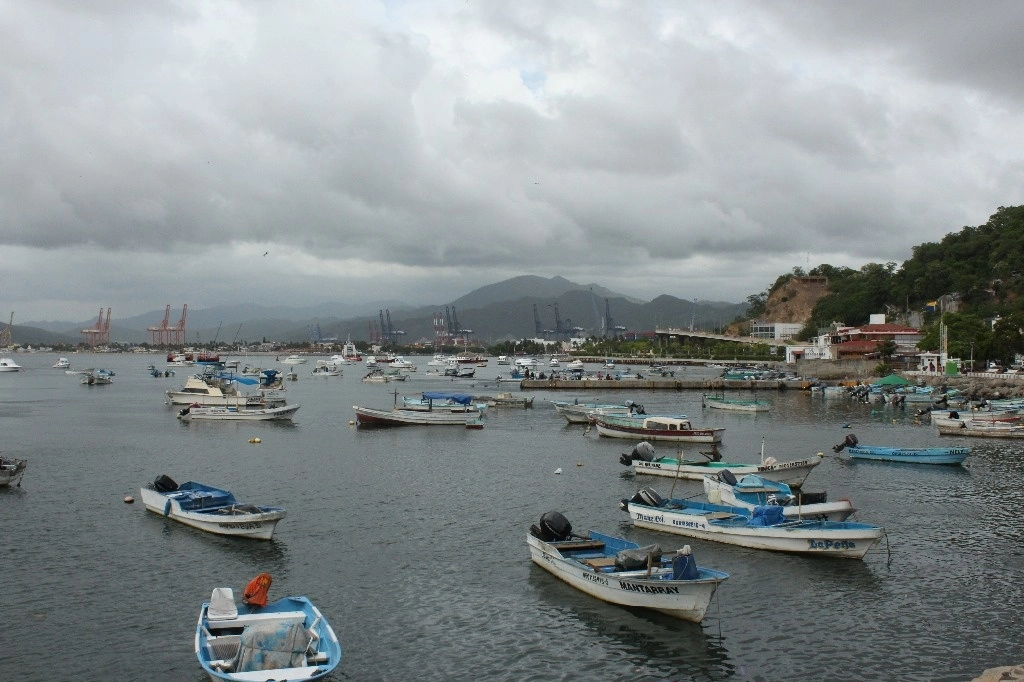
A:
970,343,974,374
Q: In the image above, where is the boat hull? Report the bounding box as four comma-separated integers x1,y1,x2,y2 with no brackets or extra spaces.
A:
179,404,299,421
937,422,1024,438
0,457,27,487
527,534,726,622
632,457,820,487
846,446,970,465
626,502,882,559
702,396,770,412
139,485,285,540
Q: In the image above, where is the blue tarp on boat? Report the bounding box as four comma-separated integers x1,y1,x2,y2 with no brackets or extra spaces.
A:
421,392,473,405
232,620,311,673
746,505,786,527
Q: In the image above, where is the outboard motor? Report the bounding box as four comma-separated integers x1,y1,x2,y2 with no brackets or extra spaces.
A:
621,486,664,511
153,474,178,493
619,441,657,466
530,511,573,542
719,469,738,486
832,433,858,453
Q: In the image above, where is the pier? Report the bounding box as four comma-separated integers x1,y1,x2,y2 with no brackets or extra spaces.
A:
520,378,811,391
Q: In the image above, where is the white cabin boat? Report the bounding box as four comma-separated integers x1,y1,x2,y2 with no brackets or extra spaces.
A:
0,357,23,372
53,357,71,369
280,354,307,365
0,455,27,487
166,375,286,407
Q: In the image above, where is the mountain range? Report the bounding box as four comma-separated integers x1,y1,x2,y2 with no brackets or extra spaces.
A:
8,276,747,347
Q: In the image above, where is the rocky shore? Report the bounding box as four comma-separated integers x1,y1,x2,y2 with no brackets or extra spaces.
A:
898,374,1024,400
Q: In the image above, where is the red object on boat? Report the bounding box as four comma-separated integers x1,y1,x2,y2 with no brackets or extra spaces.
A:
243,572,272,607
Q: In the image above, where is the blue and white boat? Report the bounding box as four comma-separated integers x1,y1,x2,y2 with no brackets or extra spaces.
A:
140,476,286,540
703,471,855,521
834,434,970,465
621,487,883,559
402,392,486,414
196,589,341,682
527,512,728,622
551,399,640,424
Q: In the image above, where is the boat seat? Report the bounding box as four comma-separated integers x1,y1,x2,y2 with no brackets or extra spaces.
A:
582,557,618,570
205,610,307,631
208,588,238,621
705,512,739,520
550,540,605,551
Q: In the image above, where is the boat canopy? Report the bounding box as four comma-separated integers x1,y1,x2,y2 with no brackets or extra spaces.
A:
422,391,473,405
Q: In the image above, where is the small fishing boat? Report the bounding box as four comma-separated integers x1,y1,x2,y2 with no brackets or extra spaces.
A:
595,414,725,443
621,487,883,559
701,394,770,413
81,369,114,385
178,403,300,421
401,392,485,414
485,392,534,408
833,434,970,465
620,441,821,487
527,511,728,622
353,404,480,426
362,370,392,383
140,476,286,539
0,455,27,487
551,399,640,424
703,471,855,521
196,587,341,681
565,359,585,371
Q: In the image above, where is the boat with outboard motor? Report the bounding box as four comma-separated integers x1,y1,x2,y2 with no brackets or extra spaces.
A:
140,476,286,539
701,394,770,413
178,403,300,421
833,433,970,464
552,399,642,424
621,486,883,559
620,441,822,487
527,511,728,622
166,373,286,407
401,392,485,414
195,586,341,681
703,471,855,521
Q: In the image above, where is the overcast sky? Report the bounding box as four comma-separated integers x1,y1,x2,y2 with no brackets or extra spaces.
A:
3,1,1023,322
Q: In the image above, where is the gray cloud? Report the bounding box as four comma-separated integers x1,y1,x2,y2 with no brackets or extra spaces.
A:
1,0,1022,321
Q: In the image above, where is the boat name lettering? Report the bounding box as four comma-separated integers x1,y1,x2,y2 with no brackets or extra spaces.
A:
634,512,664,523
758,460,807,471
671,518,705,529
618,582,680,595
808,539,856,550
218,522,264,530
583,572,609,586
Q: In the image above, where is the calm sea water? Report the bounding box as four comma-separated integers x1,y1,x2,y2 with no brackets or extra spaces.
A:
2,353,1022,681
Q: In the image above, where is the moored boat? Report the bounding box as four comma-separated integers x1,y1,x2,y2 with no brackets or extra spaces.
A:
178,403,300,421
195,586,341,681
166,374,286,407
0,357,23,372
595,414,725,443
833,433,970,465
52,357,71,369
703,471,855,521
353,404,480,426
620,441,821,487
701,394,770,413
81,369,114,385
485,392,534,408
527,511,728,622
140,476,286,539
0,454,27,487
280,354,307,365
621,486,883,559
551,399,640,424
936,419,1024,438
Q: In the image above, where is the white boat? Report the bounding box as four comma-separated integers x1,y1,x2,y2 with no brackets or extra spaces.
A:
401,392,484,414
496,355,510,365
549,358,560,367
486,392,535,408
196,588,341,681
565,359,585,371
0,357,23,372
527,512,728,622
936,420,1024,438
311,361,341,377
620,441,822,487
178,403,300,421
390,356,417,371
140,476,285,539
622,486,884,559
0,455,27,487
353,405,480,426
280,354,307,365
339,336,361,363
703,471,855,521
52,357,71,369
514,357,538,368
167,352,195,367
166,374,286,407
362,370,392,383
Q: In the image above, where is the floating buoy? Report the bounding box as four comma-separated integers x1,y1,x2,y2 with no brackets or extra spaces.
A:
554,467,563,474
816,452,824,458
123,495,134,504
248,437,262,444
349,420,355,426
576,461,583,467
842,423,852,429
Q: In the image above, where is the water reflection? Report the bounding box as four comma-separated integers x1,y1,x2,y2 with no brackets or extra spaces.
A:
527,568,735,680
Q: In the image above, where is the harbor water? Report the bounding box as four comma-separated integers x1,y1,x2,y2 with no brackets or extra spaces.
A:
2,354,1023,681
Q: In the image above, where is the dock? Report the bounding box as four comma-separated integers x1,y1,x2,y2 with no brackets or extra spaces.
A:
520,378,812,391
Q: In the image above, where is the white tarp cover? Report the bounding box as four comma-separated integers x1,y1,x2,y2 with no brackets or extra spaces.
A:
233,621,312,673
